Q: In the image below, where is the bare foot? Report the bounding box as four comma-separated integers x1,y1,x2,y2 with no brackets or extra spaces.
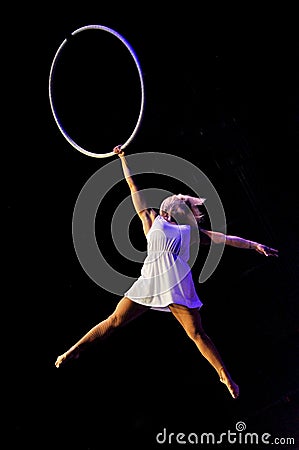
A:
55,346,80,368
219,367,240,399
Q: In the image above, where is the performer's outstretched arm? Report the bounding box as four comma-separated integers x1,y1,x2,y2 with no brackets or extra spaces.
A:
200,229,279,257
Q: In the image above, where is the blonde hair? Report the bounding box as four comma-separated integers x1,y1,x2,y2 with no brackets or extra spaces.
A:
159,194,205,222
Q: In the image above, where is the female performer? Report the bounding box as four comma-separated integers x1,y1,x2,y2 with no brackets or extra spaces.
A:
55,146,279,399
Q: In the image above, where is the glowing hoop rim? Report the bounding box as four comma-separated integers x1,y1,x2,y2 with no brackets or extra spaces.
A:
49,25,145,158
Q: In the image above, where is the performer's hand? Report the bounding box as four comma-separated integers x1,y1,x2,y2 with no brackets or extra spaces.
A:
256,244,279,257
113,145,125,157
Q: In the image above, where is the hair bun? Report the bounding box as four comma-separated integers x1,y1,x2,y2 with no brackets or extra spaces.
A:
176,194,206,206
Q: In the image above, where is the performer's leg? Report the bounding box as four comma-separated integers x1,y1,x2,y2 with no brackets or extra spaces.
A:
55,297,148,368
169,304,239,399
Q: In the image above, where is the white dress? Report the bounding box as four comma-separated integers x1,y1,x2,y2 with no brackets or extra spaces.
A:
125,215,203,312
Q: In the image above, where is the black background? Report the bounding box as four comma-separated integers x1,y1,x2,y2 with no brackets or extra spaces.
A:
7,3,299,449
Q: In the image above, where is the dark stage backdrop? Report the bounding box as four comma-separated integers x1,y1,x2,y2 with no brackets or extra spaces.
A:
7,4,298,450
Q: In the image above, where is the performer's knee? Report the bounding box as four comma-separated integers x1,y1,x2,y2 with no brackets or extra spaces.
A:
185,326,205,342
107,313,121,329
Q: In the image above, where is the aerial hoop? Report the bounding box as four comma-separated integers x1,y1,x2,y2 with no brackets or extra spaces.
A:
49,25,145,158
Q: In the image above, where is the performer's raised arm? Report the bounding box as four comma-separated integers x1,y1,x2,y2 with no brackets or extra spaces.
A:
113,145,157,235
